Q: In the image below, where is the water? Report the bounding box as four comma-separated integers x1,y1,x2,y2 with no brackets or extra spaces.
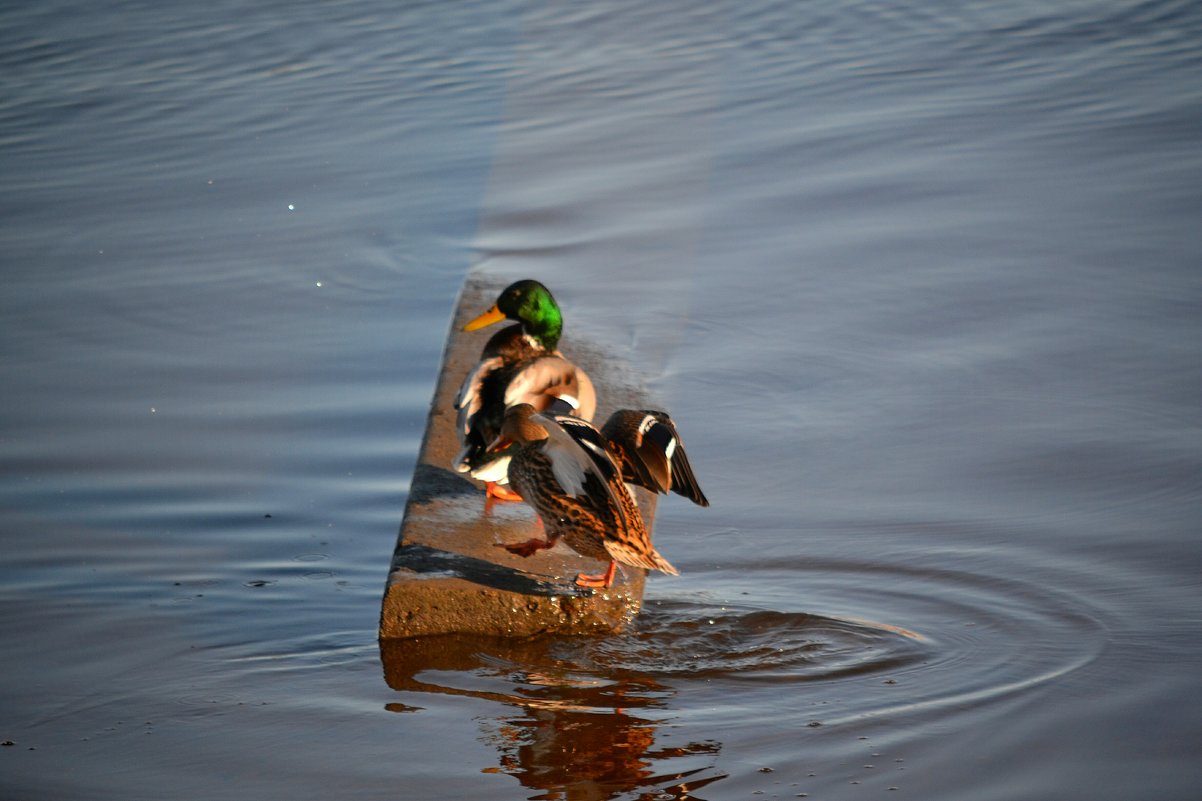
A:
2,0,1200,798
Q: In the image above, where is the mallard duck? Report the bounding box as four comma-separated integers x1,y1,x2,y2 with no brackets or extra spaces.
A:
452,280,596,500
493,403,677,589
600,409,709,507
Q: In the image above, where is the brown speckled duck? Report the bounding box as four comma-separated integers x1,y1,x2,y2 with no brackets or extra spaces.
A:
452,280,596,500
493,403,677,588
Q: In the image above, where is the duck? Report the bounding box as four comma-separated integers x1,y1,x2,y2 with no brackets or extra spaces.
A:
452,280,596,500
493,403,677,589
600,409,710,507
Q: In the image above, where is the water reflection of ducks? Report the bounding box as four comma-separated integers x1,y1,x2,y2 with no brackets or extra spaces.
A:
493,703,722,801
380,636,726,800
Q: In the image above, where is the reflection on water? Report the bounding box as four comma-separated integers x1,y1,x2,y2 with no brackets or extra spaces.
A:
379,602,930,799
487,708,722,801
381,634,727,800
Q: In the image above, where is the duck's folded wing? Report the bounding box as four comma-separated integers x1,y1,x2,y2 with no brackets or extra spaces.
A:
504,357,595,420
533,413,631,536
453,355,503,439
552,415,618,478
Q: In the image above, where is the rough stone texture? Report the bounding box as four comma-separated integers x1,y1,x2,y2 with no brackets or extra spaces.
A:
379,276,660,639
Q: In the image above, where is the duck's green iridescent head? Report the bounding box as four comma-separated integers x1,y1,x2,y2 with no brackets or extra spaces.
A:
463,279,563,350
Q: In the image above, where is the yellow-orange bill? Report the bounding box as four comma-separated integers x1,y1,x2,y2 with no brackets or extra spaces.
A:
463,305,506,331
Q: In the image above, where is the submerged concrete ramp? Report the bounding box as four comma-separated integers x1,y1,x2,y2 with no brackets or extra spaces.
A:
379,276,659,639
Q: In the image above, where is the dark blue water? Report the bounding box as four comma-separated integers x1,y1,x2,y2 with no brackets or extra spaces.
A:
3,1,1200,799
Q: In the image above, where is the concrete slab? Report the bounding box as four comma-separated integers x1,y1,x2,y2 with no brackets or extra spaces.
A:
379,276,661,639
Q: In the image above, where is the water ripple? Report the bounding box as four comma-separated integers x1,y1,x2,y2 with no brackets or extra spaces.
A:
375,549,1107,735
579,601,928,682
693,557,1109,728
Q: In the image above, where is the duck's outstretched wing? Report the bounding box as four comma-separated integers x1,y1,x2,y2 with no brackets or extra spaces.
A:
603,410,709,507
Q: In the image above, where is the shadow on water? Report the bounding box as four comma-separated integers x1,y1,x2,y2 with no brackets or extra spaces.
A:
379,602,927,800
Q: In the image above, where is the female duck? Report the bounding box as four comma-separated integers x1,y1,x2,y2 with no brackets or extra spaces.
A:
494,403,677,589
453,280,596,500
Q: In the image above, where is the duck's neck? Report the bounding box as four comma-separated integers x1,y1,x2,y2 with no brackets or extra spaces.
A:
480,325,534,362
523,307,562,351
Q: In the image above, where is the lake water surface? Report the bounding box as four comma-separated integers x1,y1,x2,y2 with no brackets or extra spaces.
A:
3,1,1200,799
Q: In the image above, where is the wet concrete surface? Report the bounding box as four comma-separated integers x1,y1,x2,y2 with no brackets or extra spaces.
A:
379,276,659,639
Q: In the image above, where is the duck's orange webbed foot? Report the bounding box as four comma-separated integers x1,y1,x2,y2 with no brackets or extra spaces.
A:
574,561,618,589
485,481,523,501
500,537,557,558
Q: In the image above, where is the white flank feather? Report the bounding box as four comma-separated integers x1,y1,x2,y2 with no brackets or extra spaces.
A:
471,454,511,483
